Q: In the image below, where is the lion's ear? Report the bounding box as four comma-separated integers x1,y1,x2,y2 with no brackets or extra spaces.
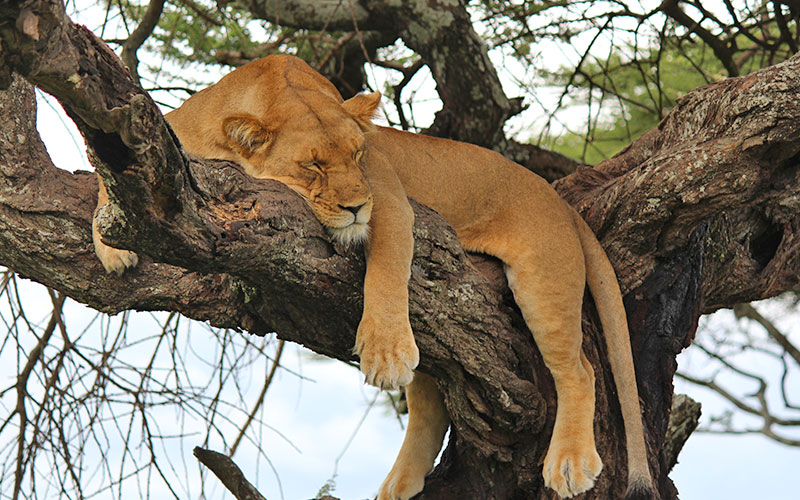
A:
222,115,273,156
342,91,381,131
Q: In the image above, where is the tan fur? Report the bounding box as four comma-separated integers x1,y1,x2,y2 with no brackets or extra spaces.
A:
92,55,653,499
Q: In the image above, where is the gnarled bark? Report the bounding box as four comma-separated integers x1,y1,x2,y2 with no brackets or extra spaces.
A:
1,1,800,499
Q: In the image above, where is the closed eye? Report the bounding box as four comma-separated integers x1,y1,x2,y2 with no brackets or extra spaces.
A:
302,161,324,173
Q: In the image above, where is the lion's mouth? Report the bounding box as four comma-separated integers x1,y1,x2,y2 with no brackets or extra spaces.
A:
328,222,370,245
307,198,372,245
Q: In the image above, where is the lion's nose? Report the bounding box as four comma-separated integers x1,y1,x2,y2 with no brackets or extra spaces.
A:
339,203,366,216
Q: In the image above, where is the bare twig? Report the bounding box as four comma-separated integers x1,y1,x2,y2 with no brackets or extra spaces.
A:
734,303,800,367
120,0,166,85
193,447,268,500
390,59,424,131
660,0,739,76
229,339,285,456
181,0,224,26
678,299,800,447
13,291,66,500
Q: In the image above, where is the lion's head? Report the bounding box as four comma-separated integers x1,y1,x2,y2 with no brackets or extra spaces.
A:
167,56,382,245
220,88,381,245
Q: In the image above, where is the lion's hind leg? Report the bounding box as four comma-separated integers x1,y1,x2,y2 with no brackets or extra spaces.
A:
378,372,449,500
503,254,602,498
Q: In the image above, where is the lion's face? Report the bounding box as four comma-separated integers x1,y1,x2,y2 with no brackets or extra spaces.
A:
219,92,381,245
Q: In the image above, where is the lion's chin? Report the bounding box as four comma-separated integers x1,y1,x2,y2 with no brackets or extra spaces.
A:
328,223,370,246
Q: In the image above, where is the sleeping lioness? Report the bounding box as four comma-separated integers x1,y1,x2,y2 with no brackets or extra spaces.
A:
94,55,654,499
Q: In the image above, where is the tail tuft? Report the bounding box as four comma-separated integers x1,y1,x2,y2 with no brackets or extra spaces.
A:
624,477,656,500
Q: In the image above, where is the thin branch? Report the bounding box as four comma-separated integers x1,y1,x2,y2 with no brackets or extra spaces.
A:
13,292,66,500
181,0,224,26
676,369,800,427
315,32,356,72
120,0,166,85
771,0,798,53
229,339,285,456
391,59,424,131
660,0,739,76
734,303,800,367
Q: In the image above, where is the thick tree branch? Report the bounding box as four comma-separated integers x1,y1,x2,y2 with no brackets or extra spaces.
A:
232,0,385,32
0,67,548,492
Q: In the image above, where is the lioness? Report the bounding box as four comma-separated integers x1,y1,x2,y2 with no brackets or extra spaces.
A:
94,55,654,499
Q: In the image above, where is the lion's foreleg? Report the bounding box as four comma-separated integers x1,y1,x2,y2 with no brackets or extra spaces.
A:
378,372,449,500
353,151,418,390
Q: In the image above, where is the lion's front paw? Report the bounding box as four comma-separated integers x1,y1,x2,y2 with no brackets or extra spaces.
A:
354,315,419,390
543,439,603,498
377,465,425,500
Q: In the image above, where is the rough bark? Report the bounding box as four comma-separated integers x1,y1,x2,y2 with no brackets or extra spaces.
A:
663,395,702,472
1,2,800,500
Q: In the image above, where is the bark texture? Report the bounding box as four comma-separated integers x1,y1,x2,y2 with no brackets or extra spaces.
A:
1,1,800,499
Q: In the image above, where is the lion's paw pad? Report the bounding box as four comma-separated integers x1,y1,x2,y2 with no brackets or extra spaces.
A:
543,445,602,498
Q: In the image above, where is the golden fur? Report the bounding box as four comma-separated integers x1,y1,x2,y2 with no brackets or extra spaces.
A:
93,55,653,499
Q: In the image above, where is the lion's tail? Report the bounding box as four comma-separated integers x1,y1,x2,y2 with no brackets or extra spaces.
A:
572,212,656,500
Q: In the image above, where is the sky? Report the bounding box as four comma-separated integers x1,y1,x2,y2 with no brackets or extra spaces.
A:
4,1,799,499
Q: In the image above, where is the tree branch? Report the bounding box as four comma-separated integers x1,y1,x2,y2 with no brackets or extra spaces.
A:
663,394,701,471
555,54,800,309
733,302,800,366
660,0,740,76
193,447,269,500
232,0,385,32
120,0,165,85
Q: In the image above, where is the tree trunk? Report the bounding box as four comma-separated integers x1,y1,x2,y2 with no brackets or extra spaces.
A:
1,2,800,499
